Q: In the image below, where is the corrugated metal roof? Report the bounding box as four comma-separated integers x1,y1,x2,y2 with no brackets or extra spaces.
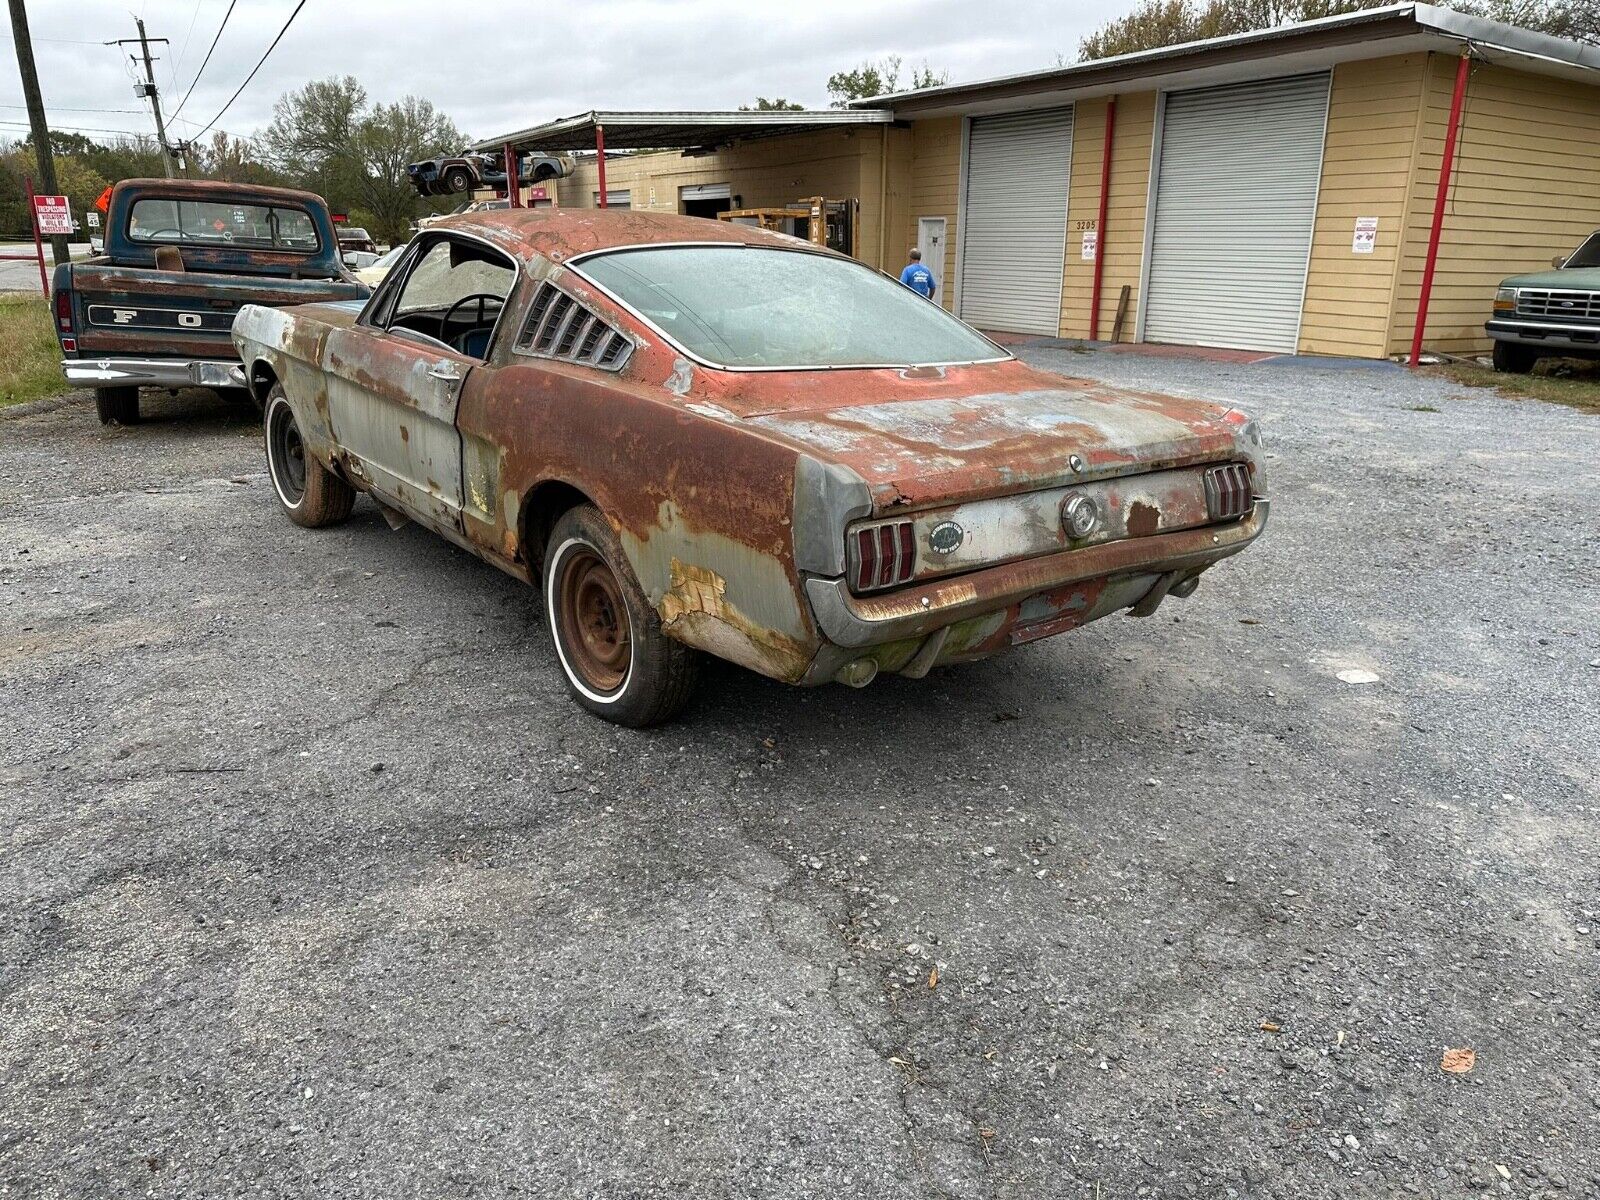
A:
468,109,892,155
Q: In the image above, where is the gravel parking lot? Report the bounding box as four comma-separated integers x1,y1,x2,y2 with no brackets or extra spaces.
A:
3,347,1598,1199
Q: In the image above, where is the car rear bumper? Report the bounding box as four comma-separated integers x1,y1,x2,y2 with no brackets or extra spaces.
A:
800,499,1268,678
62,357,246,389
1485,319,1600,353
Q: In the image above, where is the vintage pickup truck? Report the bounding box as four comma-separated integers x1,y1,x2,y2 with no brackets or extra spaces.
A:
52,178,368,424
233,209,1267,726
1487,230,1600,372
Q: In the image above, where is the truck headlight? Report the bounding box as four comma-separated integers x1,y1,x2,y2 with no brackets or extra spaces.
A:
1494,287,1518,315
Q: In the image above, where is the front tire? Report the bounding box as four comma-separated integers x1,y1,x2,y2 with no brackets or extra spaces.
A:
543,505,699,727
263,385,355,528
95,386,139,425
1492,340,1539,374
442,166,472,194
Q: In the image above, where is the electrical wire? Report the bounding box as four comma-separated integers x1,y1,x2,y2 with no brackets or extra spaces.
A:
189,0,305,140
168,0,237,122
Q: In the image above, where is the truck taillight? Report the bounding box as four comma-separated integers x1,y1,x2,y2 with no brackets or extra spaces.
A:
848,519,916,593
55,288,75,351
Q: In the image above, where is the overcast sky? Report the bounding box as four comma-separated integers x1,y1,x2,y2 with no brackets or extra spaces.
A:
5,0,1128,148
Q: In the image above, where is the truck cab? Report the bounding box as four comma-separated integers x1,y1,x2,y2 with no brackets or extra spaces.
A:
1487,231,1600,373
52,178,369,424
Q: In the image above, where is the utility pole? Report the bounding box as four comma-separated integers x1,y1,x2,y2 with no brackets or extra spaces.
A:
115,18,174,177
6,0,71,265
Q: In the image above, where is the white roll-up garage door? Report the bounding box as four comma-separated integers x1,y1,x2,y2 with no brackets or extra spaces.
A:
958,107,1073,336
1142,74,1330,353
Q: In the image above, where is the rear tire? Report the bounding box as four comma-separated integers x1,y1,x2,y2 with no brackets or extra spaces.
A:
263,384,355,528
1492,340,1539,374
543,505,700,727
95,386,139,425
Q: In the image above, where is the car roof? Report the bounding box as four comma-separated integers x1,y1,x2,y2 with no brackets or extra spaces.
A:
432,207,828,267
111,177,329,208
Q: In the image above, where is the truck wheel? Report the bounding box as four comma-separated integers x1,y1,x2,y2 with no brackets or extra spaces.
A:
442,166,472,194
1492,341,1539,374
95,386,140,425
264,384,355,528
544,505,700,727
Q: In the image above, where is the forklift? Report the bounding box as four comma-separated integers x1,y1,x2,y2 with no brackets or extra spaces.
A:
718,196,860,257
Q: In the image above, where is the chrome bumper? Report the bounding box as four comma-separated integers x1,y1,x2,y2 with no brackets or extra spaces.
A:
806,499,1270,649
1485,320,1600,352
61,357,246,389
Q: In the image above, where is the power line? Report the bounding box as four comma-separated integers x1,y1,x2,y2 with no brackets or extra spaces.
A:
0,103,147,114
168,0,236,122
190,0,304,140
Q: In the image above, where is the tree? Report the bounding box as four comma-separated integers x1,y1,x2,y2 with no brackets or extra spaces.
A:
259,75,368,211
740,97,806,111
1078,0,1599,58
826,55,948,107
350,96,464,243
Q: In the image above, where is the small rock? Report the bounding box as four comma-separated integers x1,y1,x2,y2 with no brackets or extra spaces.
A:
807,857,824,871
1344,1134,1360,1150
982,846,996,858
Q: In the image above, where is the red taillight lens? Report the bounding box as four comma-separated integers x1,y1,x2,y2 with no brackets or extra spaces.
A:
848,519,917,593
55,288,73,334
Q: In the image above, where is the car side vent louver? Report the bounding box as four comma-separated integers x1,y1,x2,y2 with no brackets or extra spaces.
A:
515,282,631,371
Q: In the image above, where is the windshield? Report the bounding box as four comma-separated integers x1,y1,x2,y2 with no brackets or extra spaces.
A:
127,197,319,252
1565,232,1600,269
574,245,1005,369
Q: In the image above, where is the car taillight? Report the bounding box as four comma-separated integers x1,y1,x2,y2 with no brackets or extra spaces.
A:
1204,463,1252,521
55,287,75,351
848,519,916,593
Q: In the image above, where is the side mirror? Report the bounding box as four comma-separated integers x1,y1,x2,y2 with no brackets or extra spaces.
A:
342,252,359,267
1552,255,1568,269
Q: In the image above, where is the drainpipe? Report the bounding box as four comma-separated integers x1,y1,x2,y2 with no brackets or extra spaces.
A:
504,143,521,208
1409,51,1471,367
1089,95,1117,342
595,124,608,209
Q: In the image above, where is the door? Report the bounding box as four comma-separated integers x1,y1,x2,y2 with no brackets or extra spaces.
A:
681,183,732,220
1141,74,1330,353
323,234,516,531
917,217,947,296
594,189,632,208
958,107,1074,336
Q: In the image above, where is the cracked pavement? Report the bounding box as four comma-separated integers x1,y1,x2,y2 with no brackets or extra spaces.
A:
2,348,1598,1199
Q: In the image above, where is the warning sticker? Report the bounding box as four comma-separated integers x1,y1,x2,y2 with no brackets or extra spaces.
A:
1352,216,1378,254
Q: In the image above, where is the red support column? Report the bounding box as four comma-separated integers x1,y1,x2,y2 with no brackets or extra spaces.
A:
504,143,521,208
595,124,608,209
1089,96,1117,342
1409,52,1472,367
24,176,49,297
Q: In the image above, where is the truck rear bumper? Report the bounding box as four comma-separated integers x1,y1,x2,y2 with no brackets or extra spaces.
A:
62,357,246,390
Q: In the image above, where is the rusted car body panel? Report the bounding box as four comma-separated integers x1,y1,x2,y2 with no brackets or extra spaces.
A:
234,209,1267,689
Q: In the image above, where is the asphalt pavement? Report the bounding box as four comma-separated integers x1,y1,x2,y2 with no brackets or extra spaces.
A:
2,348,1597,1199
0,242,91,293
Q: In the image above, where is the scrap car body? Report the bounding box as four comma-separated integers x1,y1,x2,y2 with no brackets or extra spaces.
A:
233,209,1267,723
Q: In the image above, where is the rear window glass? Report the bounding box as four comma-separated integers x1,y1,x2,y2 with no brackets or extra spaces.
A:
127,198,320,252
574,245,1005,370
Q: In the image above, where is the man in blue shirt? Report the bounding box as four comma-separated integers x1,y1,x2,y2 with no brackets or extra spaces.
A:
899,248,937,301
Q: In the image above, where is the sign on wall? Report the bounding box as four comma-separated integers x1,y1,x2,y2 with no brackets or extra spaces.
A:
1352,216,1378,254
32,194,73,236
1081,230,1098,261
528,186,548,201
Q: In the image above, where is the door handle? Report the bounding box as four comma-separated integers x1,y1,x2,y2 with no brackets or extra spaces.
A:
427,362,461,382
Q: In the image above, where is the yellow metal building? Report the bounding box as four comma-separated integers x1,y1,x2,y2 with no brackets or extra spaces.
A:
472,3,1600,360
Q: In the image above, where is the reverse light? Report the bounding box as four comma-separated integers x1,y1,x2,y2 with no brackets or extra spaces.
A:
1494,286,1518,316
848,519,916,593
1061,492,1102,540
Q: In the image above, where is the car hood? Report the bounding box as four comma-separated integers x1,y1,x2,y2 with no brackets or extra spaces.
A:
1501,267,1600,288
685,358,1254,511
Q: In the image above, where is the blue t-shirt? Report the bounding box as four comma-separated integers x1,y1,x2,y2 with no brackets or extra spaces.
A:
900,263,936,298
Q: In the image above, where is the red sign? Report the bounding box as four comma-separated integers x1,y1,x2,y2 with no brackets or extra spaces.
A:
331,213,348,224
528,186,548,201
213,218,227,232
32,194,73,235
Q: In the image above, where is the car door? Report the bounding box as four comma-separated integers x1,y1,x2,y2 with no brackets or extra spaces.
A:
322,233,516,534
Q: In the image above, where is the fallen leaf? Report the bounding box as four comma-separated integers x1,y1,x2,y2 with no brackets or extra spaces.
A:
928,965,940,989
888,1056,910,1066
1440,1047,1475,1074
1259,1021,1281,1033
1239,617,1261,625
978,1127,996,1140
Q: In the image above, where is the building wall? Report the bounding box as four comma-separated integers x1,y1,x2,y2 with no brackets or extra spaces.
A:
1298,54,1426,358
1058,92,1157,341
1391,56,1600,356
900,117,963,311
536,128,898,268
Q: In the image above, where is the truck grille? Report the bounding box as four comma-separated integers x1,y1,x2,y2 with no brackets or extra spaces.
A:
1515,289,1600,322
1204,464,1252,522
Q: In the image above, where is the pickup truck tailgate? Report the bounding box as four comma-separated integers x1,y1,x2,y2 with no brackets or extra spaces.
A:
66,263,367,360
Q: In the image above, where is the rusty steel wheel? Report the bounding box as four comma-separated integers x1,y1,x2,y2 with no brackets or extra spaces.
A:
263,384,355,529
557,547,631,694
543,505,700,727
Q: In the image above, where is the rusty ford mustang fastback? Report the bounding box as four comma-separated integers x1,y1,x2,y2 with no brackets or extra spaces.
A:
232,209,1268,725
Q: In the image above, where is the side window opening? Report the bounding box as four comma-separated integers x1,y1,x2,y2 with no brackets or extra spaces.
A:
384,237,515,360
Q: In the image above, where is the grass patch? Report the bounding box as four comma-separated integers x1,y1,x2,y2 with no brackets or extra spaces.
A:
0,294,65,409
1408,404,1441,413
1436,357,1600,415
